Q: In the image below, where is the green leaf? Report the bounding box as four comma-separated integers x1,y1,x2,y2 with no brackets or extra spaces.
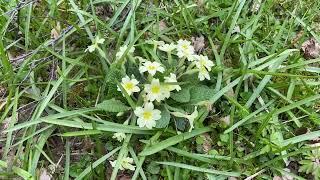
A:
139,127,211,156
106,64,124,83
156,106,170,128
147,162,161,175
0,160,34,179
156,161,240,177
75,147,121,180
189,85,216,104
282,130,320,146
106,64,125,99
96,99,130,112
171,86,191,103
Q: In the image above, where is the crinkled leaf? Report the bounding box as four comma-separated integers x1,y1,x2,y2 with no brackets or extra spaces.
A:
190,85,216,104
106,64,124,83
96,99,130,112
171,86,191,103
106,64,125,98
156,106,170,128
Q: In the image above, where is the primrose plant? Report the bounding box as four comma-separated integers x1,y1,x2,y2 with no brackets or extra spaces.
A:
112,39,215,131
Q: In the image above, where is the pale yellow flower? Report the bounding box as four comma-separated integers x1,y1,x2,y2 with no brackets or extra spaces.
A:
164,73,181,92
176,39,195,61
116,45,135,59
139,61,165,76
144,79,168,102
171,107,198,132
117,75,140,95
194,55,214,81
112,132,126,142
85,36,105,52
134,102,161,129
110,157,135,171
159,43,176,52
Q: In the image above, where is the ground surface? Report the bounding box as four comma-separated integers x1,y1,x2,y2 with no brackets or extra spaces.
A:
1,0,320,179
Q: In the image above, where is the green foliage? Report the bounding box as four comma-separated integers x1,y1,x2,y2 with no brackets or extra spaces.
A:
299,149,320,179
96,99,130,112
171,86,191,103
1,0,320,180
155,106,171,128
189,85,216,104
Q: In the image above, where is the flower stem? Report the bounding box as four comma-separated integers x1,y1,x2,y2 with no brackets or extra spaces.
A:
168,52,172,65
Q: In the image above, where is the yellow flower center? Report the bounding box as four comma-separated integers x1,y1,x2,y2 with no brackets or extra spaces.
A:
147,65,156,70
200,59,206,66
143,111,152,120
200,66,207,73
182,44,188,50
151,85,160,94
124,82,134,90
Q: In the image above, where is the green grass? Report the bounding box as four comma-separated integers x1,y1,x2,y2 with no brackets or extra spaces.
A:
1,0,320,179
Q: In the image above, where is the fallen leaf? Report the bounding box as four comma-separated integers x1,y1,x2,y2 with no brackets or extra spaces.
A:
0,117,11,137
118,174,131,180
228,177,237,180
201,133,212,153
313,22,320,33
39,168,52,180
191,36,205,53
95,5,113,20
159,20,167,32
273,176,282,180
301,38,320,59
0,100,6,111
251,0,262,13
51,22,61,40
196,0,205,7
220,115,230,126
290,31,304,47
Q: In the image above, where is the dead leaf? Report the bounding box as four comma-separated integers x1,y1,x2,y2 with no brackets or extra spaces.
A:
196,0,205,7
220,115,230,126
0,100,6,111
95,5,113,20
313,22,320,33
228,177,237,180
159,20,167,32
251,0,262,13
118,174,132,180
51,22,61,40
201,133,212,153
273,176,282,180
191,36,205,53
39,168,52,180
290,31,304,47
301,38,320,59
0,117,11,137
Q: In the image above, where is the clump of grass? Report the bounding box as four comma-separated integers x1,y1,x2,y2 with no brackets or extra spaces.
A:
1,0,320,179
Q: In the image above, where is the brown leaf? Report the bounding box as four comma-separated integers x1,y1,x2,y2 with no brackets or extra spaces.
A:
290,31,304,47
201,133,212,153
196,0,205,7
95,5,113,20
192,36,205,53
118,174,132,180
220,115,231,126
159,20,167,32
228,177,238,180
301,38,320,59
51,22,61,40
39,168,52,180
273,176,283,180
0,117,11,138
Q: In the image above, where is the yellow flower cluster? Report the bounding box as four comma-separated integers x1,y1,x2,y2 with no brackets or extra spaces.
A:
115,39,214,130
